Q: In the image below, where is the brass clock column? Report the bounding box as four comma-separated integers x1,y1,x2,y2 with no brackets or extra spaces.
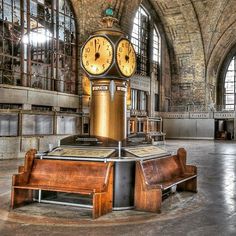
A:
81,11,136,141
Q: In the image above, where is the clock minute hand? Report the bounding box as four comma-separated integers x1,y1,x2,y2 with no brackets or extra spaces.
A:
95,39,97,52
95,43,100,61
128,44,131,55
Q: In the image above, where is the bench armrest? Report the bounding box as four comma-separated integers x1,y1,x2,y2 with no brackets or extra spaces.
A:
185,165,197,175
146,183,162,190
12,172,29,186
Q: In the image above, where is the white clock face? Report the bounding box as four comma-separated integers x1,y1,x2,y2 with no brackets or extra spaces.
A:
116,39,136,77
81,36,113,75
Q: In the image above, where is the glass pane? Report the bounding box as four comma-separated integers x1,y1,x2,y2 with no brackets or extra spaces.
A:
3,3,12,22
225,71,234,82
57,116,77,134
0,114,18,136
13,0,20,9
30,1,37,17
224,56,236,107
131,6,149,76
59,0,65,13
225,82,234,93
225,94,234,104
228,59,234,70
225,104,234,110
22,114,53,135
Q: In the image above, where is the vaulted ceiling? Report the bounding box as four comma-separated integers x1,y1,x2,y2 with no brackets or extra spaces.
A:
149,0,236,102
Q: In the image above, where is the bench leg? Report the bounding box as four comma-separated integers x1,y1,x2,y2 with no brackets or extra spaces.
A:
92,192,113,219
177,177,197,193
135,188,162,213
11,188,33,209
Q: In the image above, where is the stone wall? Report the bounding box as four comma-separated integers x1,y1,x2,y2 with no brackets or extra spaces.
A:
0,136,68,160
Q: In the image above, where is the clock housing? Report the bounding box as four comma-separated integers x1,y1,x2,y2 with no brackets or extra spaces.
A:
81,35,114,76
81,29,137,80
116,38,136,78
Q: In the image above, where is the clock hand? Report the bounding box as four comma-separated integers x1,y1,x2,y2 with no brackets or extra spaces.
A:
94,39,100,60
95,42,101,60
95,39,97,52
128,44,131,55
125,44,131,63
125,55,129,63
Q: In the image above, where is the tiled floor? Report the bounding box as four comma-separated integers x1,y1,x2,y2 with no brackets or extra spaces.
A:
0,140,236,236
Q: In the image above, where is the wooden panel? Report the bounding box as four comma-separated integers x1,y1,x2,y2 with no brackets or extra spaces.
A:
28,159,109,191
141,155,183,185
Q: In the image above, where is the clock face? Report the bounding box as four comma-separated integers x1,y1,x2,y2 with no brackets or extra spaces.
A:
81,36,113,75
116,39,136,77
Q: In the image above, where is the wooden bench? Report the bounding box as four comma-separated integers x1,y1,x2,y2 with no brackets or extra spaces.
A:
134,148,197,213
11,149,114,219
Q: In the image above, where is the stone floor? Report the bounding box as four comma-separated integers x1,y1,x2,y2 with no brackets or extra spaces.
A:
0,140,236,236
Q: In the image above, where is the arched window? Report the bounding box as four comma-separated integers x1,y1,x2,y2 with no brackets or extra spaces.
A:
130,5,161,112
153,27,161,76
131,7,149,76
224,57,236,110
0,0,77,94
131,6,161,77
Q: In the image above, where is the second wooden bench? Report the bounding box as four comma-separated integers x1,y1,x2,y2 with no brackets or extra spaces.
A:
134,148,197,213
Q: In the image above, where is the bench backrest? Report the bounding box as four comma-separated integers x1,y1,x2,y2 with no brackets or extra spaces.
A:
28,159,112,191
140,153,184,185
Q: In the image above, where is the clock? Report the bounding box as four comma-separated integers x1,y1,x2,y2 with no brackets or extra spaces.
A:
81,36,113,76
116,38,136,77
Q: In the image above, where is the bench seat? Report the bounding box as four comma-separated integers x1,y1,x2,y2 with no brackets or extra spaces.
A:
146,173,197,191
135,148,197,213
13,185,101,194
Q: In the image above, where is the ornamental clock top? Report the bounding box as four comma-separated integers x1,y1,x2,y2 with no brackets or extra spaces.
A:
102,7,118,28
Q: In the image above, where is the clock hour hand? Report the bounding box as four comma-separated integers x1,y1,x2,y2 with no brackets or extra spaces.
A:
125,44,131,63
125,55,129,63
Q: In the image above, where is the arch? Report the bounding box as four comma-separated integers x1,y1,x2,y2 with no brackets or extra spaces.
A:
206,20,236,105
216,43,236,109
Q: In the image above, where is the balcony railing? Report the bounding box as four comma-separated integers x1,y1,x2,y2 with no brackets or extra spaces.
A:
168,105,236,113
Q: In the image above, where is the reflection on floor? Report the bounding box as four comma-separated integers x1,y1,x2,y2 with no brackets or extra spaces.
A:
0,140,236,236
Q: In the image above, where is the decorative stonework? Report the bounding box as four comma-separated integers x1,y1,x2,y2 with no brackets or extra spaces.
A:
75,0,236,110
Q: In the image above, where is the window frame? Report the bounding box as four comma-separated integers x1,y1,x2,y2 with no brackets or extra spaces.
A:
223,56,236,110
0,0,78,94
